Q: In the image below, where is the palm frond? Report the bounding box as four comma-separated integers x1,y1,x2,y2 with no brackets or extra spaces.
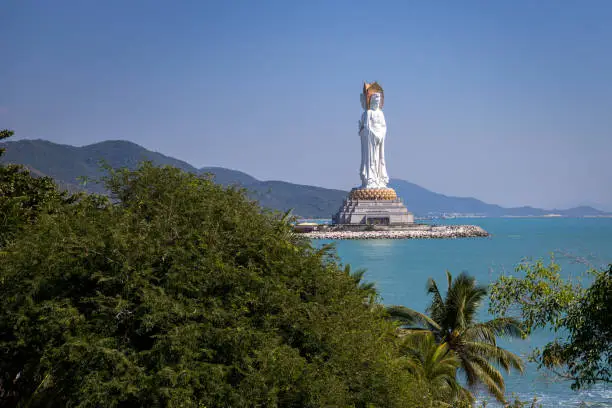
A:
479,317,525,339
457,386,475,405
341,264,377,296
386,305,441,331
461,282,488,326
460,358,480,387
467,354,506,403
280,209,294,223
315,243,335,257
426,277,446,325
463,324,497,345
464,341,525,373
358,280,376,293
445,272,487,330
464,318,524,347
400,333,471,405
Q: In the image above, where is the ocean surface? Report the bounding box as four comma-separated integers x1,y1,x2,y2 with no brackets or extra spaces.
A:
316,218,612,407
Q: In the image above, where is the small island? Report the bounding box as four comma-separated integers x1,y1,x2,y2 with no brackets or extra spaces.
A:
305,81,489,240
297,223,490,240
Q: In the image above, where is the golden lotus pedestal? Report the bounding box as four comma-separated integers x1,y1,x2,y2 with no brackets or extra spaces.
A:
333,188,414,226
349,188,397,201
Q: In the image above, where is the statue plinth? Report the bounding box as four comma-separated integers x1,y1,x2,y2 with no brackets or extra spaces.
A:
333,197,414,226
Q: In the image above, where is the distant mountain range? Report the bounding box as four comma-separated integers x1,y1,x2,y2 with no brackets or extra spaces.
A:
388,179,609,218
1,139,609,219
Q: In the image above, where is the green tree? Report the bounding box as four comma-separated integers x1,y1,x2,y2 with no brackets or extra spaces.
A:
341,264,377,302
489,258,611,390
399,332,473,407
0,129,75,247
0,162,423,407
388,271,525,403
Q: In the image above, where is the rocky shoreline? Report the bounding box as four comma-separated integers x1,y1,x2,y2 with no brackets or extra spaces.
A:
301,225,489,240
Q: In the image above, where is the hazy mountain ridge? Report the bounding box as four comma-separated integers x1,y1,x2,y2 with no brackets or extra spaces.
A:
388,179,609,217
1,139,609,218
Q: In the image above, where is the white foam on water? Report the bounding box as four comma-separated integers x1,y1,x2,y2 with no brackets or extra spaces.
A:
476,384,611,407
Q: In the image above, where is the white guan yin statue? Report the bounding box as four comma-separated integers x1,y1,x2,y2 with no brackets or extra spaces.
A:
359,82,389,189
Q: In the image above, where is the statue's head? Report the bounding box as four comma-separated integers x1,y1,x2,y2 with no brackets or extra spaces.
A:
370,93,382,110
362,81,384,110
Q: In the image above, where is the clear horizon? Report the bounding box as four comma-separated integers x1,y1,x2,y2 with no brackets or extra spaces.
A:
2,1,611,211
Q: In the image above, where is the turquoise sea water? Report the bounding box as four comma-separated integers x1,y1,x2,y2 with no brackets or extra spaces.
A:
317,218,612,407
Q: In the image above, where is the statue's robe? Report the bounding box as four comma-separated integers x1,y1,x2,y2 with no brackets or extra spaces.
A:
359,109,389,188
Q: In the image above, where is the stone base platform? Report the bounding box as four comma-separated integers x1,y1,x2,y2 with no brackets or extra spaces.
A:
300,224,490,240
333,198,414,225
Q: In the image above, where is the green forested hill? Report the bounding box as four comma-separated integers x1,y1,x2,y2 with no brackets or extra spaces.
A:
1,140,198,193
0,139,347,218
1,139,608,218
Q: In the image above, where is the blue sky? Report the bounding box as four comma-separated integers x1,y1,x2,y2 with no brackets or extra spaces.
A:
2,0,611,210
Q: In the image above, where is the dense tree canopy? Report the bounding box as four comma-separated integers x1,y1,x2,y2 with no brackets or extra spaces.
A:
2,130,553,406
0,159,428,407
0,129,75,248
489,258,611,390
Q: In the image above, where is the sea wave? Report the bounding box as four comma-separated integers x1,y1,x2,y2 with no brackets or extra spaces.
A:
476,383,611,407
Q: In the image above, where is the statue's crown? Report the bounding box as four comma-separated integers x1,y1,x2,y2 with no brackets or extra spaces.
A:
363,81,384,109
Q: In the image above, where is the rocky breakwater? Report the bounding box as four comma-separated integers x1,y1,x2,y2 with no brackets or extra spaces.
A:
301,225,489,240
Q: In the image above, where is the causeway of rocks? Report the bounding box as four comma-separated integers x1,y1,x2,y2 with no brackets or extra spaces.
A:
301,224,489,240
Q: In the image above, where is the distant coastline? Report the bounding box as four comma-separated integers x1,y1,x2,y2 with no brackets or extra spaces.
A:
2,139,611,219
296,215,612,224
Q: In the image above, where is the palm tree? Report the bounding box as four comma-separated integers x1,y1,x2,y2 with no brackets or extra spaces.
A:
340,264,378,303
400,331,473,407
388,271,525,403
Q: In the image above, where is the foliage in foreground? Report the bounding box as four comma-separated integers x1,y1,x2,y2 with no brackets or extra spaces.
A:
489,258,612,390
388,272,525,404
0,159,428,407
0,129,76,248
399,331,474,407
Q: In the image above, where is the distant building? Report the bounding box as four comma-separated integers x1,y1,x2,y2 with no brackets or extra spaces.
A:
293,222,319,233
